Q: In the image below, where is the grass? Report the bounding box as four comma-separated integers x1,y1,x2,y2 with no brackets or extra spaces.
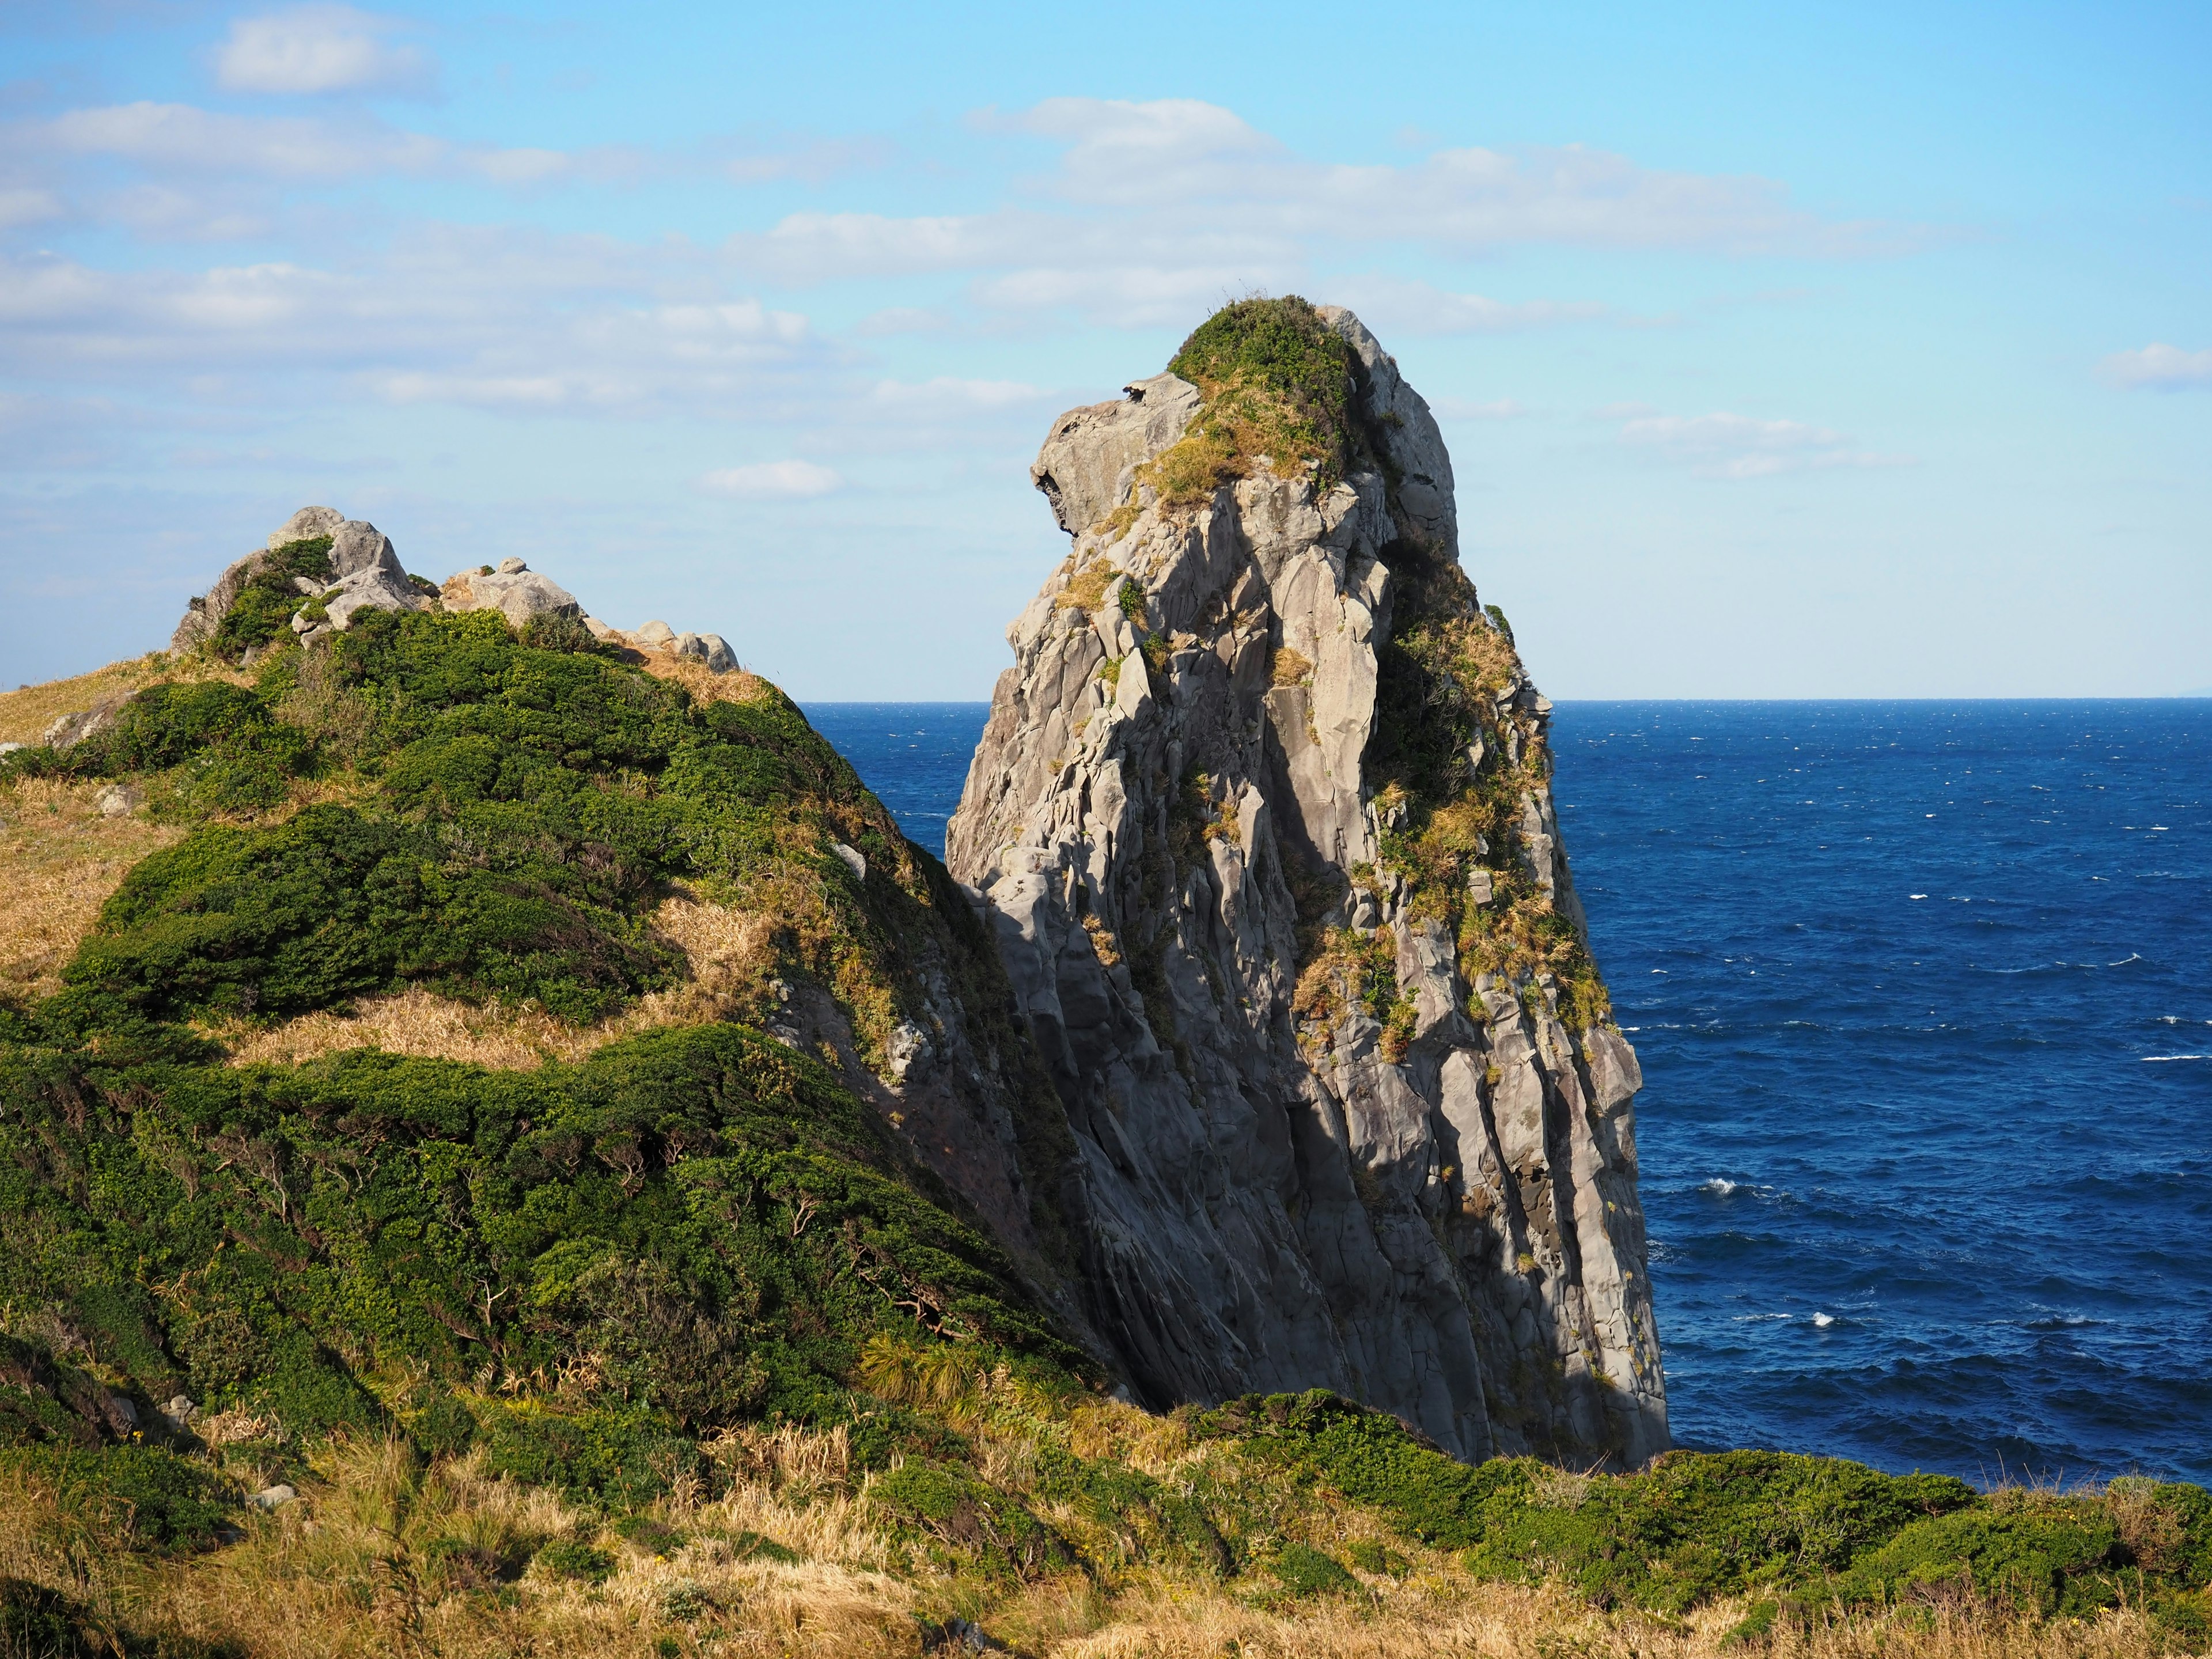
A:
1,1393,2203,1659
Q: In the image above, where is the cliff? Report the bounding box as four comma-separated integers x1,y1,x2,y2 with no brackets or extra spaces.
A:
947,299,1666,1464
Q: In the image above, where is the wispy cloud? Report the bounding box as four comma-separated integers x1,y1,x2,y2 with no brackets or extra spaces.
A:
1613,409,1914,479
1334,274,1609,335
2099,343,2212,391
215,5,435,97
699,460,842,497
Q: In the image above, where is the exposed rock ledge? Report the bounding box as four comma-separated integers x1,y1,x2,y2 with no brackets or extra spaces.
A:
945,303,1666,1465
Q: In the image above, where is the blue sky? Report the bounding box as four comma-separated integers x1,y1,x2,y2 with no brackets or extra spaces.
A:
2,1,2206,698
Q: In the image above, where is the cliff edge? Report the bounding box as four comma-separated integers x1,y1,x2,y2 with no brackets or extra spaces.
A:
948,298,1666,1464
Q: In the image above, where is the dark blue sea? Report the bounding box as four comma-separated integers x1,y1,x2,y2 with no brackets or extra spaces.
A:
805,700,2212,1486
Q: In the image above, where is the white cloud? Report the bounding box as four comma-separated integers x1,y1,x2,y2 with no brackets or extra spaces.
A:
720,98,1918,325
215,5,434,96
2100,343,2212,391
868,376,1045,410
0,235,831,419
0,187,66,229
1332,275,1608,335
1615,410,1914,480
699,460,842,497
33,101,579,185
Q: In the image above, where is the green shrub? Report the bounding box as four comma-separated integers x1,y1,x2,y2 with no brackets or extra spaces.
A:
1,1444,236,1551
478,1402,698,1512
1270,1541,1355,1596
870,1461,1068,1577
535,1537,616,1583
1831,1501,2122,1618
209,536,333,660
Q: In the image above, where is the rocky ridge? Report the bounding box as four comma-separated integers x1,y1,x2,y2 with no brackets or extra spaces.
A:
946,300,1666,1464
164,506,741,679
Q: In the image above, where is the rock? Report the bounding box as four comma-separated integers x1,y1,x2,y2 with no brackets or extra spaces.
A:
94,783,141,817
160,1394,198,1428
173,507,417,653
831,842,866,881
444,565,581,628
945,302,1666,1467
266,505,343,547
583,615,618,641
44,698,124,751
634,620,677,647
323,565,431,631
0,741,21,756
670,630,738,672
105,1393,139,1431
248,1484,297,1510
1032,372,1203,536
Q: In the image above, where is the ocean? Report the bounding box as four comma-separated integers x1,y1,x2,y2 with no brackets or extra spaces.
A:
804,700,2212,1486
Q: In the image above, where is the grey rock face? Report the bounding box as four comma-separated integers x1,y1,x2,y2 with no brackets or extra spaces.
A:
324,565,431,631
1032,372,1204,537
173,508,419,653
946,307,1666,1465
441,560,581,627
44,698,124,751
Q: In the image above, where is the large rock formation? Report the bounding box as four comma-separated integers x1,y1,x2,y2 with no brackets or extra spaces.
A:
171,506,429,653
945,300,1666,1465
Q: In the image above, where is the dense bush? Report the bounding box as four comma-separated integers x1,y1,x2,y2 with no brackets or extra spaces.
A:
208,536,335,661
1200,1391,2211,1623
0,1022,1083,1502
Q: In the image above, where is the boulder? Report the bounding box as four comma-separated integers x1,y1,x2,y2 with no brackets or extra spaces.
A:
43,698,125,751
323,565,431,631
174,507,419,653
634,620,676,647
248,1484,298,1510
441,560,581,628
673,631,738,673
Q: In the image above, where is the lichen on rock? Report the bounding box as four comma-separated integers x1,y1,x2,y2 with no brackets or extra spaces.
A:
948,297,1666,1465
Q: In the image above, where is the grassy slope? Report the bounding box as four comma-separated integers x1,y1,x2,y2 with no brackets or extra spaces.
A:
1,327,2208,1657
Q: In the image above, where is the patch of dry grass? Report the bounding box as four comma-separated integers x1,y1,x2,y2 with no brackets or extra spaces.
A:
0,653,248,747
0,775,184,1001
632,647,772,708
1,1430,2177,1659
210,887,784,1069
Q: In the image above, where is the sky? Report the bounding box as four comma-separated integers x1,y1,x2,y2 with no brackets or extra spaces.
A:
1,1,2206,699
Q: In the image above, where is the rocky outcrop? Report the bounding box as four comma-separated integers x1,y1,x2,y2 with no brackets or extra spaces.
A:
172,506,427,653
440,557,581,627
945,301,1666,1465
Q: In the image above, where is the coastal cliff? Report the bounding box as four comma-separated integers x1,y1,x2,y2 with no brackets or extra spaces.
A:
947,299,1666,1464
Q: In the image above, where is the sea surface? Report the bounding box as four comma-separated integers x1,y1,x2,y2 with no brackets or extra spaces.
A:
804,700,2212,1486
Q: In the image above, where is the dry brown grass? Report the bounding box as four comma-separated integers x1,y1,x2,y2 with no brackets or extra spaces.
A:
632,647,772,708
0,775,185,1001
211,887,784,1070
1,1429,2178,1659
0,653,249,747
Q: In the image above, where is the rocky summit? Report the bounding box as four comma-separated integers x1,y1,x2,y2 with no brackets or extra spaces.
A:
947,298,1666,1464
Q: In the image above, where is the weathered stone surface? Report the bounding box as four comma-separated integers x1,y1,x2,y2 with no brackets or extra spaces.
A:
1031,372,1203,537
440,560,580,627
673,631,738,673
43,698,125,750
95,783,142,817
634,620,676,646
946,307,1666,1466
173,507,418,653
324,565,431,630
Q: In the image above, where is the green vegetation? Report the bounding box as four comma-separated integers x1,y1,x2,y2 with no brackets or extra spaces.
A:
209,537,336,661
1200,1391,2212,1636
1098,296,1363,535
